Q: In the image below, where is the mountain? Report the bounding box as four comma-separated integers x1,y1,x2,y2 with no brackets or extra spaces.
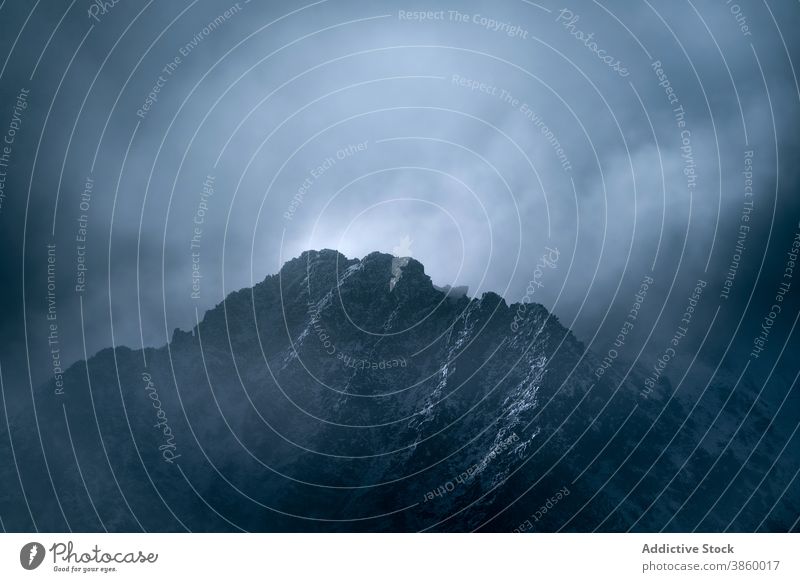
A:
5,249,797,532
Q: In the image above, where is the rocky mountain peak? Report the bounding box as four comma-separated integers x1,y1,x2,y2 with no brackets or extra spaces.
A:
18,249,786,534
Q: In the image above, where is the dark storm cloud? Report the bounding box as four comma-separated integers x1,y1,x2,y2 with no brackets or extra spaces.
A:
0,0,797,388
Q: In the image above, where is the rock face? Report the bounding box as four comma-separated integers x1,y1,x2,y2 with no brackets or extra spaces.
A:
15,250,797,532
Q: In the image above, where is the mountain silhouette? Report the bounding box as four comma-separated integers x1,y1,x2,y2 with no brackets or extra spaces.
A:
7,249,796,532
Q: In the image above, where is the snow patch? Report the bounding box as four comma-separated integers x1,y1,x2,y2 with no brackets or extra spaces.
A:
389,256,410,291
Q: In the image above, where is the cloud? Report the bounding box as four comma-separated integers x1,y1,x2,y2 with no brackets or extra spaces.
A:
0,0,797,385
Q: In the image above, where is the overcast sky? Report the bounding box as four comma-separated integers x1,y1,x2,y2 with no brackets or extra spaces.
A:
0,0,798,387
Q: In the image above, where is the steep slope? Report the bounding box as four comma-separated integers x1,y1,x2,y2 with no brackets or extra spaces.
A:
11,249,796,532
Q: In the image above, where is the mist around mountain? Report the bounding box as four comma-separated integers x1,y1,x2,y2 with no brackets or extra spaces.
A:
3,249,797,532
